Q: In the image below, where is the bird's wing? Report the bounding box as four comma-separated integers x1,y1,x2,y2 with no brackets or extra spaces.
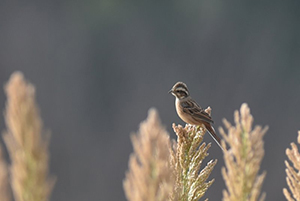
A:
181,99,214,124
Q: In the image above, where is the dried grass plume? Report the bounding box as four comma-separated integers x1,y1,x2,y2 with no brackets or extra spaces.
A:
170,118,217,201
219,103,267,201
3,72,55,201
283,131,300,201
123,108,174,201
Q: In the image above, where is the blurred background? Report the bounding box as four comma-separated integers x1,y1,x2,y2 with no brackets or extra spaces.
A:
0,0,300,200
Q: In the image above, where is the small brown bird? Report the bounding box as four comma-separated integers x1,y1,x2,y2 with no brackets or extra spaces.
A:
169,81,223,150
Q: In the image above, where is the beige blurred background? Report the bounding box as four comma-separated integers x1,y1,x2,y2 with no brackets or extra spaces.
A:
0,0,300,200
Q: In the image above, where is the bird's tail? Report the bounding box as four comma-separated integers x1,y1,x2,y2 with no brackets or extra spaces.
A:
203,122,224,151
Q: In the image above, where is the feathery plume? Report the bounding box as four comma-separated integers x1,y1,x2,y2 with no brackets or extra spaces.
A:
219,103,267,201
283,131,300,201
123,108,174,201
170,110,217,201
3,72,55,201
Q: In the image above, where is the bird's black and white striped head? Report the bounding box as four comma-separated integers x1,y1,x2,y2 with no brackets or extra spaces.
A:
169,82,190,99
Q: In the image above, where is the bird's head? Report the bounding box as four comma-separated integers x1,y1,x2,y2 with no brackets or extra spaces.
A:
169,82,190,99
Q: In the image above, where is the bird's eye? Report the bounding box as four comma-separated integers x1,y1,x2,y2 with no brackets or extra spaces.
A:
176,90,188,97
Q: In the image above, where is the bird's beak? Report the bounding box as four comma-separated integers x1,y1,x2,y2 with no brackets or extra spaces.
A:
168,89,173,94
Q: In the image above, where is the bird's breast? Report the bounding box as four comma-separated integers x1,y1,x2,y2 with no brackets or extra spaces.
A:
175,99,199,125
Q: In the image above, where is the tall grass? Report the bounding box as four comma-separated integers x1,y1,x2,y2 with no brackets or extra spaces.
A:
125,103,300,201
0,72,299,201
123,108,216,201
1,72,55,201
220,103,267,201
283,131,300,201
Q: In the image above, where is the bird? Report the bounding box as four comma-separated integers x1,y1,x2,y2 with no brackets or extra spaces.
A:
169,81,223,150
